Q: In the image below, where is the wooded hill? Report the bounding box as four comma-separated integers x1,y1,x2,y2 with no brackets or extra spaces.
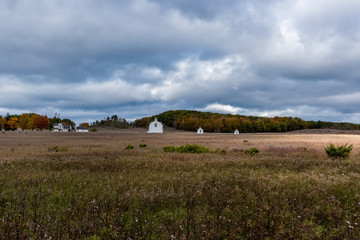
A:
91,115,132,128
134,110,360,133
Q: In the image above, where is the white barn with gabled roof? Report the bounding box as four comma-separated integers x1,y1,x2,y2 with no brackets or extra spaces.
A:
234,129,239,134
147,117,163,133
197,127,204,134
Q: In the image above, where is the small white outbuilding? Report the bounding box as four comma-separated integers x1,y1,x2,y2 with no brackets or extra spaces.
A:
76,125,89,132
147,117,163,133
197,127,204,134
234,129,239,135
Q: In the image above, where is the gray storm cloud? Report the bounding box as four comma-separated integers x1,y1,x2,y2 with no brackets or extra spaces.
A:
0,0,360,124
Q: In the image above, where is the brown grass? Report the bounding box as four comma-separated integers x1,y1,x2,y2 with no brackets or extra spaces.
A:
1,129,360,239
2,129,360,158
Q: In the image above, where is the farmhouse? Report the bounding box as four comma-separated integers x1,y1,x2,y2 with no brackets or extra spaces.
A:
234,129,239,134
52,123,72,132
147,117,163,133
76,125,89,132
197,127,204,134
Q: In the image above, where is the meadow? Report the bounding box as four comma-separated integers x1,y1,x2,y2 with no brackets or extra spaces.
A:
1,129,360,239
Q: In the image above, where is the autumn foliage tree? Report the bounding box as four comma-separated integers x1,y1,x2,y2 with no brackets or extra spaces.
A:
7,117,19,130
80,123,90,128
0,113,76,131
28,114,38,130
0,117,6,130
33,115,50,130
19,113,30,130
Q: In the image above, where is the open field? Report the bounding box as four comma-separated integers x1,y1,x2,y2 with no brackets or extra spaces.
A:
1,129,360,239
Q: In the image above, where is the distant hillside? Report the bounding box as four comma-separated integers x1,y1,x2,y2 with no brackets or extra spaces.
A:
91,115,132,128
134,110,360,133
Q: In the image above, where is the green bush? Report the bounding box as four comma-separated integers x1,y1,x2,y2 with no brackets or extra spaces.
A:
89,128,97,132
51,145,68,152
125,144,134,150
177,144,210,153
139,144,147,148
163,146,176,152
325,143,353,159
218,149,226,155
245,148,259,155
163,144,210,153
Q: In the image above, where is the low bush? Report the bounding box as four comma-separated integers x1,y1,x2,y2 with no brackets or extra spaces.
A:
163,144,210,153
325,143,353,159
125,144,134,150
219,149,226,155
215,149,226,154
163,146,176,152
139,144,147,148
51,145,68,152
177,144,211,153
245,148,259,155
89,128,97,132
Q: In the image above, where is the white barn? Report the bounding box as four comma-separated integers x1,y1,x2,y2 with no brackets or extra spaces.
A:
147,117,163,133
234,129,239,134
197,127,204,134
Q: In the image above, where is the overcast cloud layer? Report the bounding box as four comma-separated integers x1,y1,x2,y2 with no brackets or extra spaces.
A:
1,0,360,124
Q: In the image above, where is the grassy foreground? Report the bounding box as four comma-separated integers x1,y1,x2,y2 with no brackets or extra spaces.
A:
1,147,360,240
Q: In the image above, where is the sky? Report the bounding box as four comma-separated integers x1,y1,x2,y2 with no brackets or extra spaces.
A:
1,0,360,124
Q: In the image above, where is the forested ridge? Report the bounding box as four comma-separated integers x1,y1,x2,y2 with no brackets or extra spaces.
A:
135,110,360,133
2,110,359,133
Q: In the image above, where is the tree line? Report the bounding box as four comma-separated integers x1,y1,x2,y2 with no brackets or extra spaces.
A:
134,110,360,133
91,115,132,128
0,113,76,131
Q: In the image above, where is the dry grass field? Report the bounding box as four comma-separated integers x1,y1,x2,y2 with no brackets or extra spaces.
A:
1,129,360,239
2,128,360,158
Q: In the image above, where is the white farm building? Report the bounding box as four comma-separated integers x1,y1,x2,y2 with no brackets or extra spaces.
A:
234,129,239,134
197,127,204,134
147,118,163,133
52,123,72,132
76,125,89,132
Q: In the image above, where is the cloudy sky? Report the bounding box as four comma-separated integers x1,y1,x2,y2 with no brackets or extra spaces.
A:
1,0,360,124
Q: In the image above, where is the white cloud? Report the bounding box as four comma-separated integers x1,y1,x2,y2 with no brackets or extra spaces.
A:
151,55,248,102
200,103,245,114
0,74,152,109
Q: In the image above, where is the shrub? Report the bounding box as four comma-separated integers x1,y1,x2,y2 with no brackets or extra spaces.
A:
139,144,147,148
218,149,226,155
89,128,97,132
125,144,134,150
177,144,210,153
163,146,176,152
163,144,210,153
51,145,68,152
243,140,249,143
245,148,259,155
325,143,353,159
